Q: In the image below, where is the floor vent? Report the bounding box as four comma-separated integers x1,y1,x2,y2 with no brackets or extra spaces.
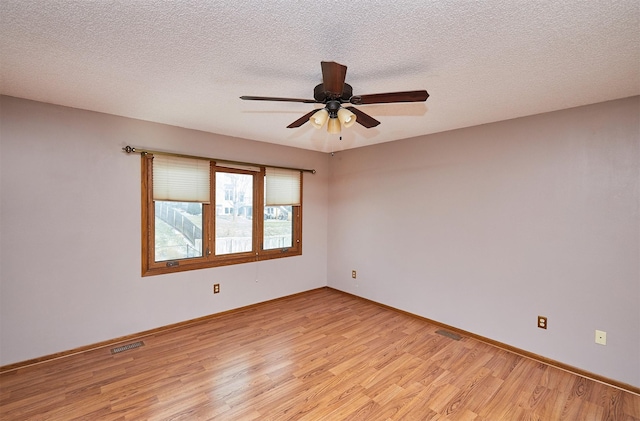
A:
110,341,145,354
436,330,462,341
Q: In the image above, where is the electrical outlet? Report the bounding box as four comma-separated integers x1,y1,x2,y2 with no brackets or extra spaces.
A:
595,330,606,345
352,270,357,279
537,316,547,329
213,284,220,294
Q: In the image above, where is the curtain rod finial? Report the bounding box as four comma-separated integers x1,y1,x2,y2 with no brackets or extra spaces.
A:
122,146,136,153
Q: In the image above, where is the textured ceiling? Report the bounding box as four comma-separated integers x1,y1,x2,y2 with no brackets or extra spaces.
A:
1,1,638,153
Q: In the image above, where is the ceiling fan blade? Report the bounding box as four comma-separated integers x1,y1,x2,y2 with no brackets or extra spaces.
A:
240,95,317,104
345,106,381,128
286,109,320,128
321,61,347,97
350,90,429,105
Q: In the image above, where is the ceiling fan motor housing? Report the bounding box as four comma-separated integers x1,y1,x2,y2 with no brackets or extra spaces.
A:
314,83,353,103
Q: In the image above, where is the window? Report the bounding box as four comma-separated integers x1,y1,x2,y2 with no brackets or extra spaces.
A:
215,170,253,255
263,167,300,251
141,154,302,276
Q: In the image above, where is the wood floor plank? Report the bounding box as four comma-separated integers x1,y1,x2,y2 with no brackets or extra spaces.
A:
1,287,638,420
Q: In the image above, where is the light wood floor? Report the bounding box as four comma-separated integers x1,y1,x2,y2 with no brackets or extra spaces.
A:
1,288,638,420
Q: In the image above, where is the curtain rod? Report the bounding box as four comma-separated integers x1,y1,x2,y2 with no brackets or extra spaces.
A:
122,146,316,174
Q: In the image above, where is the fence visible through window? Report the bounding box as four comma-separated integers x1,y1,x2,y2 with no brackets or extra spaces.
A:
155,201,203,262
155,202,293,260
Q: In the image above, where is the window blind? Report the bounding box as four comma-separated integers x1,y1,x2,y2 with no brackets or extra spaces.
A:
153,155,210,203
265,167,301,206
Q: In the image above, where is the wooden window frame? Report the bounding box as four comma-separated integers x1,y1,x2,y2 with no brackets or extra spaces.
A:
141,154,302,276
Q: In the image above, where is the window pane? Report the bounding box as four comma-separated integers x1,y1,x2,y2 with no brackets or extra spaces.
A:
155,201,203,261
215,172,253,255
264,206,293,249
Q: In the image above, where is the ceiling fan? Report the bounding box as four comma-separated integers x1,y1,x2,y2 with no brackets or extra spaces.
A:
240,61,429,134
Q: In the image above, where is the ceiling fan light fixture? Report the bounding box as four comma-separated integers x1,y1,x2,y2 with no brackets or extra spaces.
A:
309,109,329,129
327,118,341,134
337,108,357,128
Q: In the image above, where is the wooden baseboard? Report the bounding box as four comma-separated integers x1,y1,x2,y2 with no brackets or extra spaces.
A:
327,287,640,396
2,286,638,395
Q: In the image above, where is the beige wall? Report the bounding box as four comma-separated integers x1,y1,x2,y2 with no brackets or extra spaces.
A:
0,96,329,365
2,95,638,388
328,96,640,387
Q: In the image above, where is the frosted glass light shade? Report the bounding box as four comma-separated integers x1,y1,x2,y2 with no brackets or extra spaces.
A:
327,118,341,134
337,108,357,128
309,109,329,129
